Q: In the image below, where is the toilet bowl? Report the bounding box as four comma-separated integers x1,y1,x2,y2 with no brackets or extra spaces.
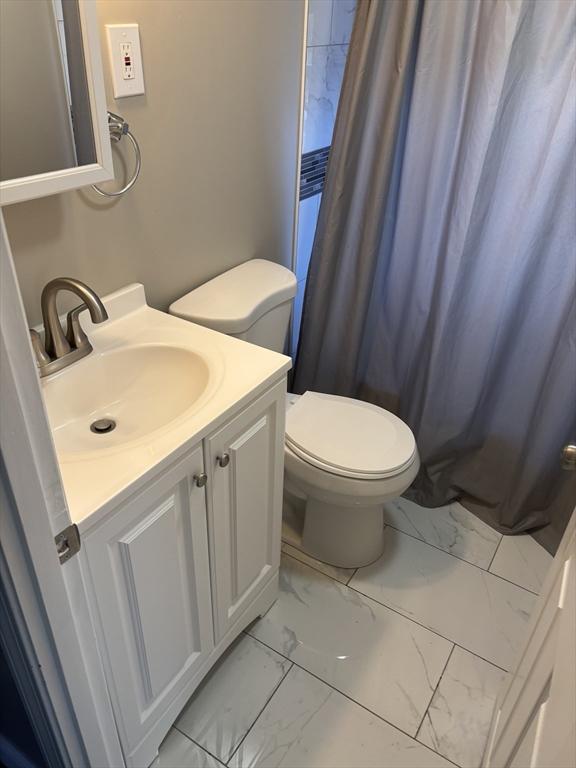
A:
169,259,419,568
284,392,419,567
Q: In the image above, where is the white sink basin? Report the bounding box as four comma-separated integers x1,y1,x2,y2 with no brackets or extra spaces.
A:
43,344,210,457
39,283,291,526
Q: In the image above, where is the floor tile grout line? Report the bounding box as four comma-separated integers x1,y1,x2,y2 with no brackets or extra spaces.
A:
381,523,538,595
280,550,511,673
346,567,358,585
282,547,362,584
486,534,503,573
224,661,295,766
280,526,390,584
284,521,539,597
281,545,356,585
246,634,461,768
343,579,511,674
414,643,456,741
384,520,501,571
172,725,227,766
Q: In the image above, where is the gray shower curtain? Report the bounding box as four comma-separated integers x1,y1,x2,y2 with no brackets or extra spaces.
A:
293,0,576,551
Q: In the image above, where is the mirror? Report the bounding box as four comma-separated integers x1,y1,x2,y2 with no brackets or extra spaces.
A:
0,0,113,205
0,0,96,181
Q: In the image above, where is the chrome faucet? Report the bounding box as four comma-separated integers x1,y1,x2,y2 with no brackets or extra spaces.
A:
30,278,109,377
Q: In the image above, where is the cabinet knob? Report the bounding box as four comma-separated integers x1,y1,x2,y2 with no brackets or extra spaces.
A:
217,453,230,468
194,472,208,488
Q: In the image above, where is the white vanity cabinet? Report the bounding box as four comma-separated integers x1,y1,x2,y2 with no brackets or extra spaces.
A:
82,446,214,763
206,380,285,640
80,379,286,767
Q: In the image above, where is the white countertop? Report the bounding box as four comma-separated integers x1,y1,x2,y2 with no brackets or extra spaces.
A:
41,284,291,532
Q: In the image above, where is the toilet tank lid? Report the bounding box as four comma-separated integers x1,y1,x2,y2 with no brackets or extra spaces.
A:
169,259,297,334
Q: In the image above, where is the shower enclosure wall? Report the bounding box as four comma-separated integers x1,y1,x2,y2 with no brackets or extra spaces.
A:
292,0,356,353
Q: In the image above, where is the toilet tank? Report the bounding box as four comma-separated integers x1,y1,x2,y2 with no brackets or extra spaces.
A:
168,259,297,353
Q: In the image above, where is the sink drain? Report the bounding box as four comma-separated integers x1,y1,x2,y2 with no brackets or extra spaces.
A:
90,418,116,434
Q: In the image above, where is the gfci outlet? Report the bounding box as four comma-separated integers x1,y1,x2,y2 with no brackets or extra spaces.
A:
106,24,145,98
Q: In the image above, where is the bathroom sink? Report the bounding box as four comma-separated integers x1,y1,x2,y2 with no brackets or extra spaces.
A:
38,283,291,524
43,344,210,457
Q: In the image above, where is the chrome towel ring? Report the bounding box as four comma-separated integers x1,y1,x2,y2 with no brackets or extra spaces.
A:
91,111,141,198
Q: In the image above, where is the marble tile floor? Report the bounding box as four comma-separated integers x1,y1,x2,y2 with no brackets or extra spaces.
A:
155,499,552,768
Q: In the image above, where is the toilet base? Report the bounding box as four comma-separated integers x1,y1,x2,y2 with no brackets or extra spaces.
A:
302,499,385,569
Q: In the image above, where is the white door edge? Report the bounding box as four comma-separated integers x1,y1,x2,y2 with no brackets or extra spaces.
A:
0,212,123,767
484,509,576,768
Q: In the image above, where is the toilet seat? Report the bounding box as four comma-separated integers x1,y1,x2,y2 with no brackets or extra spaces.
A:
285,392,417,480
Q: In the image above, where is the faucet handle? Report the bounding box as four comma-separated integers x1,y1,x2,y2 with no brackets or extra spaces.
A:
65,305,89,350
29,329,50,366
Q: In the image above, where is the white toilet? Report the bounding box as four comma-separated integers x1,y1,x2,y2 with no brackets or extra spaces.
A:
170,259,420,568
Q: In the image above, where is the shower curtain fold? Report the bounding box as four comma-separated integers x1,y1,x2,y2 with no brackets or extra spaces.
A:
293,0,576,552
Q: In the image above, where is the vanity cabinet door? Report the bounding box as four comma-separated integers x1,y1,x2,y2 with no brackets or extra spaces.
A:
83,447,214,758
206,381,285,640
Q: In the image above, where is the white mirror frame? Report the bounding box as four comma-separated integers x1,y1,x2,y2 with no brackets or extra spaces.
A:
0,0,114,207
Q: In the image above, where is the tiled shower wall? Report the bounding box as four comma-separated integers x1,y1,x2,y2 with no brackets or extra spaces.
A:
292,0,356,353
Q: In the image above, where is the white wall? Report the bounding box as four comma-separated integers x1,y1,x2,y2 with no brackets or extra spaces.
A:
3,0,305,327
